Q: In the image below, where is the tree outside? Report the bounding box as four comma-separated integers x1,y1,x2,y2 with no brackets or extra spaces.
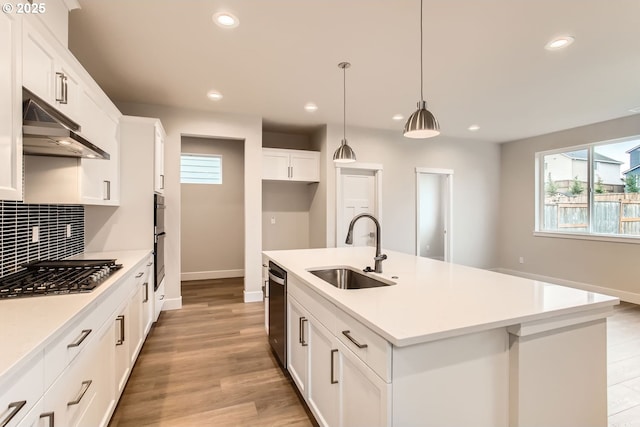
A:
569,176,584,195
625,175,640,193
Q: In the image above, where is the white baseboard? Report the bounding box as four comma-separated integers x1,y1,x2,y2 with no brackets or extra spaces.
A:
495,268,640,304
181,269,244,281
244,290,263,303
161,296,182,311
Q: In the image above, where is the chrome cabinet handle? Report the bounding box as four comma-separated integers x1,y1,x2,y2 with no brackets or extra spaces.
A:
143,282,149,303
146,261,153,267
67,380,92,406
268,272,285,285
67,329,92,348
342,330,368,349
1,401,26,427
330,349,339,384
39,412,54,427
135,272,144,278
160,174,165,190
103,180,111,200
62,74,68,104
55,72,66,103
299,317,308,346
116,315,125,345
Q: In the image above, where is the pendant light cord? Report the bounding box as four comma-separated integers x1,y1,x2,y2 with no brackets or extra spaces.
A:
420,0,424,102
343,64,347,140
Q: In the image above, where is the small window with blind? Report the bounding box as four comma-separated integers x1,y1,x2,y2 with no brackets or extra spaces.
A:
180,153,222,184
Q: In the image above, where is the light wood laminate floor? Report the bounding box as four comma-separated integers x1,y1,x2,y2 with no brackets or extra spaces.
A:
108,278,313,427
109,279,640,426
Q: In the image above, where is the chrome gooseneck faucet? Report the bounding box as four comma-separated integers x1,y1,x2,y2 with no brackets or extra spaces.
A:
345,213,387,273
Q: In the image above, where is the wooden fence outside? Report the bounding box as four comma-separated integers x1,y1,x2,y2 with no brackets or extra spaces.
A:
544,193,640,235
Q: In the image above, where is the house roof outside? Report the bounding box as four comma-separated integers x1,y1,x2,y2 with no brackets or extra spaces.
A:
562,150,623,165
626,144,640,154
623,164,640,175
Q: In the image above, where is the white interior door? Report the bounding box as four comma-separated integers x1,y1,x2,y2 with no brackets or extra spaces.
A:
336,165,382,248
416,168,453,262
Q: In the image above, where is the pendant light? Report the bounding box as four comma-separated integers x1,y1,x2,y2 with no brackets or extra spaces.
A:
404,0,440,138
333,62,356,163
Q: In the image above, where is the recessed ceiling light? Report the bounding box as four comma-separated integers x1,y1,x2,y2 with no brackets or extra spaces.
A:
392,114,404,121
545,36,575,51
304,102,318,112
213,12,239,28
207,90,223,101
468,124,480,131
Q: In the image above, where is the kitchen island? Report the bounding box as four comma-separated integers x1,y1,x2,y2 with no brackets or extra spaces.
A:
264,247,619,427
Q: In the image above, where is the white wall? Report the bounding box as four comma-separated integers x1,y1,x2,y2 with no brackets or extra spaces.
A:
498,114,640,302
324,124,502,269
116,102,263,303
262,181,314,250
309,126,328,248
180,136,244,280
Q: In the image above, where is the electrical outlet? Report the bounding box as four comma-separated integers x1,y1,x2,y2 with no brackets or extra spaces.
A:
271,216,276,225
66,224,72,238
32,226,39,243
519,256,524,264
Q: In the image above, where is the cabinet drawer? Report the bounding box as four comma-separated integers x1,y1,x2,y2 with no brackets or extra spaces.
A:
43,303,101,389
0,355,44,427
288,275,336,334
335,309,392,383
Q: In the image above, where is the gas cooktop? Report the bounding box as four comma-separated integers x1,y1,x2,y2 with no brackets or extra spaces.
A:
0,259,122,299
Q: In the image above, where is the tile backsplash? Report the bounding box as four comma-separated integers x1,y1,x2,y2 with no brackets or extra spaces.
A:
0,201,84,278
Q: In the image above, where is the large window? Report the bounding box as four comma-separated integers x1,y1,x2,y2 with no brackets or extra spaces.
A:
537,136,640,239
180,154,222,184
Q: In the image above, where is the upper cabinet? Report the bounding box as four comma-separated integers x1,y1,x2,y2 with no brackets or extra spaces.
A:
0,13,22,201
154,122,165,194
262,148,320,182
21,15,123,205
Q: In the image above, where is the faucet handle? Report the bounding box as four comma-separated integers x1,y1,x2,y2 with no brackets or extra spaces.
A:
363,266,374,273
374,253,387,261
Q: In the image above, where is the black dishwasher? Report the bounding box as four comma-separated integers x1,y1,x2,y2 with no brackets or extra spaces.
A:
268,261,287,369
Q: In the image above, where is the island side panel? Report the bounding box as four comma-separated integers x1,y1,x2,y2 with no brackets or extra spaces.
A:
508,318,607,427
392,328,510,427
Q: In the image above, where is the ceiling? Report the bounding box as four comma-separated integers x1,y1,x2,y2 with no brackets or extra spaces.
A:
68,0,640,142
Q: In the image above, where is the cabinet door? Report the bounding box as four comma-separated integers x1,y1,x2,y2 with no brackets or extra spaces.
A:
307,317,339,427
79,87,120,205
154,123,165,194
141,260,154,337
53,62,80,123
290,151,320,182
22,20,55,102
338,341,390,427
262,149,290,180
113,302,131,396
287,296,309,396
128,279,144,365
0,12,22,201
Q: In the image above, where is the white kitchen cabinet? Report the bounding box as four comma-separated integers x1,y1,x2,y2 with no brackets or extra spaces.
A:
0,12,23,201
22,19,80,122
113,299,131,397
307,314,339,427
262,148,320,182
0,355,43,427
154,122,166,194
287,296,309,395
141,260,155,337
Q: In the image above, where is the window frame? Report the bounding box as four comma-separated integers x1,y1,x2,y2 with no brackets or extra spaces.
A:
534,137,640,245
180,153,223,185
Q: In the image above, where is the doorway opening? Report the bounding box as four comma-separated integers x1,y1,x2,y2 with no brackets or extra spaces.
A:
416,168,453,262
180,136,245,282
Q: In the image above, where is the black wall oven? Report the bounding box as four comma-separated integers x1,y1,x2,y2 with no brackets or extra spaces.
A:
154,194,166,291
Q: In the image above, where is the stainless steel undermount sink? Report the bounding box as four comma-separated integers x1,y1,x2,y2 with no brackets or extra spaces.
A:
307,266,395,289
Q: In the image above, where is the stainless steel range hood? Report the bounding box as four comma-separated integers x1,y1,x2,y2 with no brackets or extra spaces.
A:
22,88,110,160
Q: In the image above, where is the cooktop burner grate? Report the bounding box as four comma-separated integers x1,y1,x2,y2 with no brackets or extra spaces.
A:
0,259,122,299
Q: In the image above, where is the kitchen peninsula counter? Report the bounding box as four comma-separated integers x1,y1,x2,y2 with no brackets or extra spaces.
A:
263,247,618,427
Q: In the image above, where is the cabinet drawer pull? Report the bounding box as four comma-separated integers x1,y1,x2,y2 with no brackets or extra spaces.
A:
103,180,111,201
146,261,153,267
116,315,125,345
135,272,144,278
143,282,149,303
39,412,54,427
55,72,66,103
299,317,308,346
67,329,92,348
342,330,368,349
160,174,165,190
1,401,26,427
67,380,92,406
330,349,339,384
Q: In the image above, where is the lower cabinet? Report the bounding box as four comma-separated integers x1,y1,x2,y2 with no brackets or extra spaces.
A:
287,287,391,427
6,254,154,427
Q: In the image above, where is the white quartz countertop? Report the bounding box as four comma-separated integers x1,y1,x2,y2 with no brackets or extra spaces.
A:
263,247,619,347
0,250,151,383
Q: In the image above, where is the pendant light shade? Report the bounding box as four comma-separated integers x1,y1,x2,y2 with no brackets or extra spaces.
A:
333,61,356,163
404,0,439,139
